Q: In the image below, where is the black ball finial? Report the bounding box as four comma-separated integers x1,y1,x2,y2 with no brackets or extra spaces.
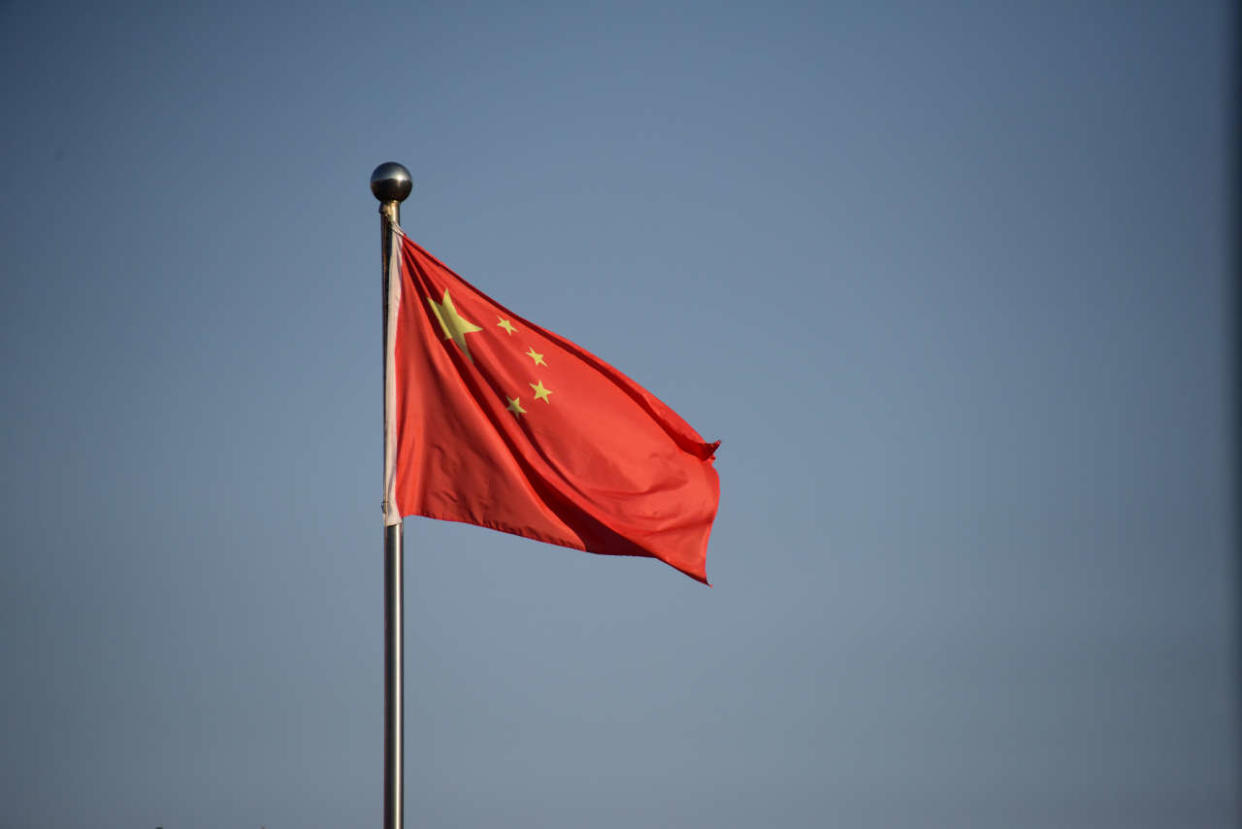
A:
370,162,412,202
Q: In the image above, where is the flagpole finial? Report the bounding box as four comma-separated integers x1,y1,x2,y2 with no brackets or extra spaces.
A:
371,162,412,203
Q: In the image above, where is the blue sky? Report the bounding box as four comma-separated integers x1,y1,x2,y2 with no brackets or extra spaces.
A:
0,2,1235,827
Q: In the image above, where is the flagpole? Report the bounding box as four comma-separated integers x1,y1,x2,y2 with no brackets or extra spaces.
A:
371,161,412,829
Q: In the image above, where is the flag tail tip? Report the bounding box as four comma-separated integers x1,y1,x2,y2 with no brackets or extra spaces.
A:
686,568,711,587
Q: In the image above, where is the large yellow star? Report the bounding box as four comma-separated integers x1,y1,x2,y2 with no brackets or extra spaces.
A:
428,290,482,362
525,347,546,367
529,380,552,404
506,396,526,417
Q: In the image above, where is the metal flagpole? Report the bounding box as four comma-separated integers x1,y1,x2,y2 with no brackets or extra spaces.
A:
371,162,412,829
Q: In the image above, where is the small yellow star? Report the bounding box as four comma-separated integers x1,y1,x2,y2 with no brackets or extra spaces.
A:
525,347,546,366
506,396,526,417
427,290,482,362
529,380,552,403
497,317,517,335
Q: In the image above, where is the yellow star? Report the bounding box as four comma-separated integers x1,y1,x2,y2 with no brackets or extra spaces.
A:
497,317,517,335
525,347,546,367
506,396,526,417
427,290,483,362
529,380,552,404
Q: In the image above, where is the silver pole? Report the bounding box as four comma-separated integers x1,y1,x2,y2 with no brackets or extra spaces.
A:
382,521,403,829
371,162,412,829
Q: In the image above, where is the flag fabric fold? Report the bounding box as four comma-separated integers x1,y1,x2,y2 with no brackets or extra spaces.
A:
386,223,720,583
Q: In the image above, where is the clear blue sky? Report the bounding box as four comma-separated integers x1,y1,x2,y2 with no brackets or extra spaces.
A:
0,2,1234,827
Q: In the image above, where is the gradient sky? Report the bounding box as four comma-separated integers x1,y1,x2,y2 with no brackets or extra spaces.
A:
0,2,1235,827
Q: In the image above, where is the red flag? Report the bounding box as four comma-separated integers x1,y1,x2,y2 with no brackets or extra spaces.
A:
385,231,720,583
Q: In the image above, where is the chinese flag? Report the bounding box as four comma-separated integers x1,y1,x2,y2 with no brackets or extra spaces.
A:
387,233,720,583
